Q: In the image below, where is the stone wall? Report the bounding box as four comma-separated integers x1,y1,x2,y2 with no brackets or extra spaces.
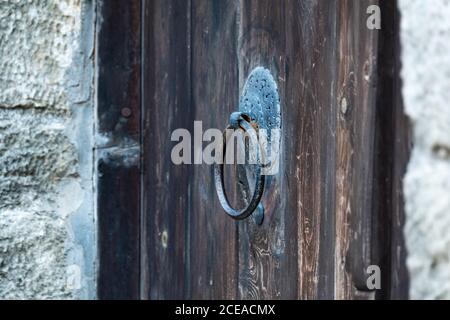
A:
399,0,450,299
0,0,95,299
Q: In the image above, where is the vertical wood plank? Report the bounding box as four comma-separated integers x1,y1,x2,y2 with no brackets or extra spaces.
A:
334,0,381,300
237,0,291,300
284,0,339,299
389,3,411,298
334,0,409,300
373,0,410,299
189,0,239,299
97,0,141,299
237,0,339,299
141,0,192,299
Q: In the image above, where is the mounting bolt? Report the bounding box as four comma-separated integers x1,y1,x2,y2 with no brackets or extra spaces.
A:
121,107,132,118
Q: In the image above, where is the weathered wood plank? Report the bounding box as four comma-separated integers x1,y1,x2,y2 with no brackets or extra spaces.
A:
334,0,380,300
237,0,339,300
237,0,289,300
284,0,339,299
334,0,409,300
97,0,141,299
141,0,192,299
373,0,410,299
188,0,240,299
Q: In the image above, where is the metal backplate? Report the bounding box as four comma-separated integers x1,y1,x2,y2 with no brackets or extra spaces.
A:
240,67,281,132
239,67,281,175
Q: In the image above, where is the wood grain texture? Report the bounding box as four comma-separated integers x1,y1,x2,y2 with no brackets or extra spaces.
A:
285,0,339,300
141,0,192,299
334,0,411,300
97,0,141,299
141,0,240,299
237,0,291,300
335,0,380,300
373,0,410,299
237,0,339,300
189,0,240,299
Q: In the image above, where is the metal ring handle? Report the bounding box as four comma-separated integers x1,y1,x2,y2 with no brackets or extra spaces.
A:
214,112,265,220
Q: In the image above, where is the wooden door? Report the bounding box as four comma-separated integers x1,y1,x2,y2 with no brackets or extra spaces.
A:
97,0,410,299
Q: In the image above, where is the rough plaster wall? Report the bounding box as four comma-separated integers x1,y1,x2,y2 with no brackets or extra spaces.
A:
399,0,450,299
0,0,95,299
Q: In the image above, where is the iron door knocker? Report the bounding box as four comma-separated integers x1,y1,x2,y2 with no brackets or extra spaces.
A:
214,112,266,221
214,67,281,225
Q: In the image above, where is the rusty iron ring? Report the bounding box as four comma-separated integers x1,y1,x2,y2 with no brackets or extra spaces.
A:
214,112,265,220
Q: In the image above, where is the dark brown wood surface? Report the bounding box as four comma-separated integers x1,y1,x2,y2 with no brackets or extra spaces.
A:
373,0,410,299
188,0,241,299
99,0,409,299
141,0,192,299
97,0,142,299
